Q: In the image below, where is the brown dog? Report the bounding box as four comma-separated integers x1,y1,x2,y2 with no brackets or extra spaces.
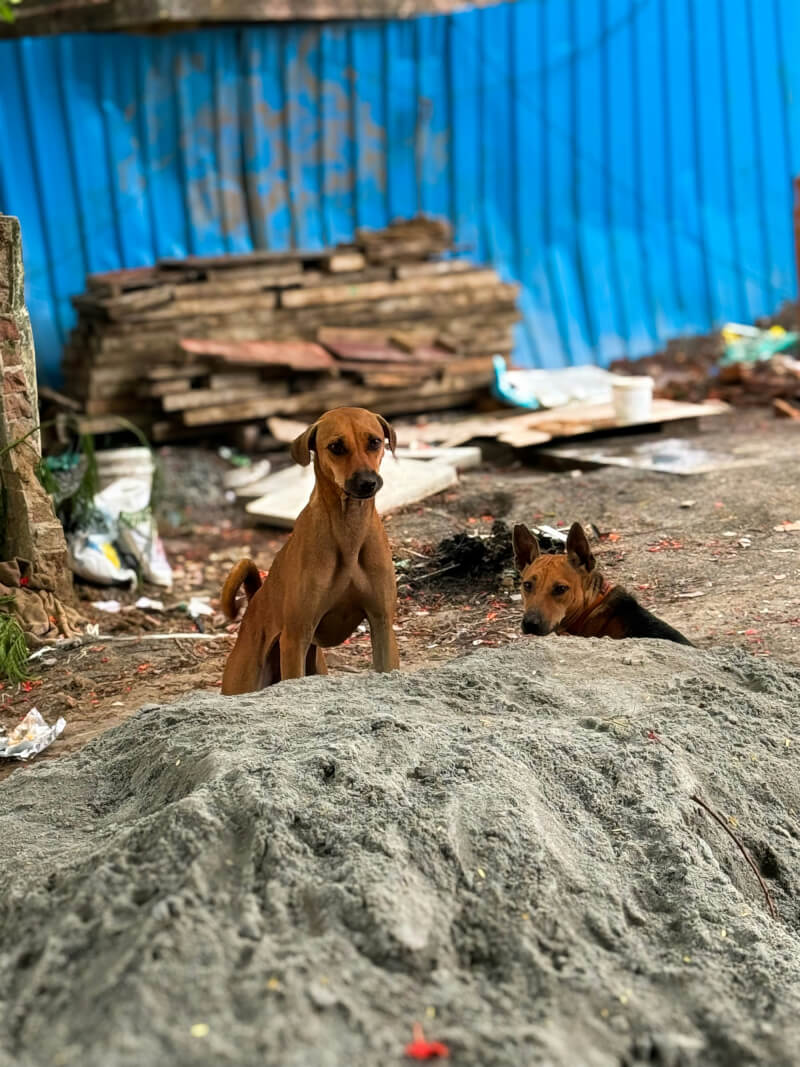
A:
220,407,400,694
513,521,692,645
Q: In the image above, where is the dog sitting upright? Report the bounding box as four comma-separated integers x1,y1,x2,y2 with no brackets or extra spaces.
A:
512,521,693,646
220,407,400,694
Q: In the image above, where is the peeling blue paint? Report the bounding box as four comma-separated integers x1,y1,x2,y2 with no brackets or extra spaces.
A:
0,1,798,385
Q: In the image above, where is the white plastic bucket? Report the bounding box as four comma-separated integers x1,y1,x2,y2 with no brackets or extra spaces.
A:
96,447,154,491
611,376,654,424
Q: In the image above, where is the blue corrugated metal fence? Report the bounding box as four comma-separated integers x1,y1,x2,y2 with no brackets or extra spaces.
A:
1,0,798,384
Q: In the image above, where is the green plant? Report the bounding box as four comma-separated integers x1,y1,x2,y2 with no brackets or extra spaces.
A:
0,597,32,683
0,0,21,24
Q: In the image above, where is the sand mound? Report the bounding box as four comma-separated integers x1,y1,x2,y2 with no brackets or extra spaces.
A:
2,640,800,1067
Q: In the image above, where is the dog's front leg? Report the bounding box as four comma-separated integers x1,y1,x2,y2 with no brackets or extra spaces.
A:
366,611,400,673
280,630,311,680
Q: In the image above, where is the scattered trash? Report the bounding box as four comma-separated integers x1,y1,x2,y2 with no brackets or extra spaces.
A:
187,597,214,618
93,600,122,613
611,319,800,409
492,360,618,411
611,375,654,424
98,479,173,588
541,437,756,476
223,458,272,492
405,1023,450,1060
68,530,137,586
66,476,171,588
218,446,253,468
680,500,696,508
0,708,65,760
720,323,799,366
774,520,800,533
95,446,154,492
530,524,568,553
135,596,165,612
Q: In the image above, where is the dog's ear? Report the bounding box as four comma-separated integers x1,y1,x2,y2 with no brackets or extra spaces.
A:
290,421,319,467
376,413,396,456
513,524,539,571
566,522,596,572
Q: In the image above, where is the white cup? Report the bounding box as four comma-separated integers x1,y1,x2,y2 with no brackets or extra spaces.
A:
611,376,654,424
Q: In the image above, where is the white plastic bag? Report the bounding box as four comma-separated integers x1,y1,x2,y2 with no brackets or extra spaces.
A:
94,477,173,589
67,530,137,586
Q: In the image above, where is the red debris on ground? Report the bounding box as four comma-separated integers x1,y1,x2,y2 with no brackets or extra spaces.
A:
405,1023,450,1060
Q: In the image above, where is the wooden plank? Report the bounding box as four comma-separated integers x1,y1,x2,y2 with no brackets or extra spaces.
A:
322,251,367,273
158,249,315,271
333,360,436,377
393,259,477,280
182,376,491,426
245,457,458,528
168,273,306,299
84,396,157,416
142,378,194,398
495,398,730,441
298,266,393,288
286,284,520,325
207,371,266,389
86,266,163,296
394,398,730,449
395,413,550,449
122,292,278,321
179,338,335,370
324,339,451,364
394,446,483,470
280,268,500,309
389,328,439,352
162,383,289,412
72,285,175,319
1,1,509,38
146,363,208,380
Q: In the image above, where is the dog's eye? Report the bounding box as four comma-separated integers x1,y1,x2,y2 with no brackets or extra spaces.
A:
523,581,533,593
366,435,382,452
327,439,348,456
552,583,569,595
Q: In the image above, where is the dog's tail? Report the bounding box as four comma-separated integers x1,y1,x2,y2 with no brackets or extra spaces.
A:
221,558,262,621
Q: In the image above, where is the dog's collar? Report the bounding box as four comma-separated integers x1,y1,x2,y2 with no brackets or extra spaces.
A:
563,580,614,634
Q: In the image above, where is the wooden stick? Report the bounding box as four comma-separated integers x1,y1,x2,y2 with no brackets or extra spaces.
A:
690,793,777,920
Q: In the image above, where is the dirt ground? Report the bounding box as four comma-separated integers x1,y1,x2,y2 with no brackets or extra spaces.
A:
2,408,798,778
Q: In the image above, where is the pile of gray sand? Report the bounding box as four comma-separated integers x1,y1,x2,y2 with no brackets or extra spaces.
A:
2,639,800,1067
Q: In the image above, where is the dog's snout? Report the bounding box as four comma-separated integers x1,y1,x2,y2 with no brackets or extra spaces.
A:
345,470,383,499
521,612,548,636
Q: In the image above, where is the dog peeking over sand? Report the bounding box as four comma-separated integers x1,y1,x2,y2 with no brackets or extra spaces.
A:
513,521,693,646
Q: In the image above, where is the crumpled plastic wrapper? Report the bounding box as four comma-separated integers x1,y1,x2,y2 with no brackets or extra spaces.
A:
0,708,66,760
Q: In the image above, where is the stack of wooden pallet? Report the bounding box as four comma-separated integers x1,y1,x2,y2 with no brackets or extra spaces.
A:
63,218,519,441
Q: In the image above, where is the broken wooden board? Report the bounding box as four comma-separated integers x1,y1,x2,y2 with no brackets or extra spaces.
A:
496,398,730,441
395,399,729,449
246,457,458,528
179,338,335,370
394,413,548,449
394,446,482,470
